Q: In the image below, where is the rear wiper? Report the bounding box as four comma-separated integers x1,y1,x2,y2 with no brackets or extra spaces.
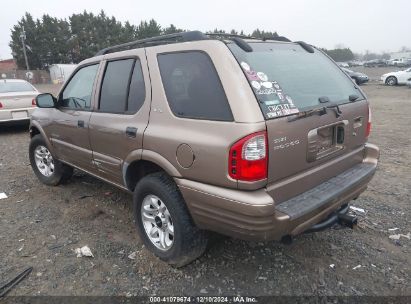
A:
287,106,327,122
288,102,342,122
318,96,342,117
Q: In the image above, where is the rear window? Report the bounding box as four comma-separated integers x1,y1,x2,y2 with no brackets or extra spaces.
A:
0,81,35,93
228,42,364,119
157,51,233,121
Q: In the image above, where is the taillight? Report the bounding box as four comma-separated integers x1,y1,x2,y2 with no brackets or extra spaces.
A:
229,131,268,181
32,98,36,107
366,105,372,138
0,101,3,109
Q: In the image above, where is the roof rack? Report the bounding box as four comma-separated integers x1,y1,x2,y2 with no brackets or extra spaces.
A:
206,33,260,40
94,30,296,56
206,32,291,42
95,31,208,56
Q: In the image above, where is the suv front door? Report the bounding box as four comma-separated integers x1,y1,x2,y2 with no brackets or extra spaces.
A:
50,63,100,171
88,51,151,186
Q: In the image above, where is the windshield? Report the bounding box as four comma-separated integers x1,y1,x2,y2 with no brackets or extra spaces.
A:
0,81,35,93
228,42,364,119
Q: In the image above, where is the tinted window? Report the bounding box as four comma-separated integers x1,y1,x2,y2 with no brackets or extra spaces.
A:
0,81,35,93
61,64,99,109
127,60,146,113
100,59,134,113
158,52,233,121
228,43,364,119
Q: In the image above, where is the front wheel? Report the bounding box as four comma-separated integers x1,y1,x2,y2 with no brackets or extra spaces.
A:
386,76,397,86
133,172,208,267
29,135,73,186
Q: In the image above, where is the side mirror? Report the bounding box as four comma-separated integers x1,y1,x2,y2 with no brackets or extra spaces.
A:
36,93,56,108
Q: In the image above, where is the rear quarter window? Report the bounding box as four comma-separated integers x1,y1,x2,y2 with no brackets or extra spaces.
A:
99,59,134,113
157,51,233,121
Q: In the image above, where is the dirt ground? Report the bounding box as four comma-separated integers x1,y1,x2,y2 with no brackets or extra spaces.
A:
0,68,410,297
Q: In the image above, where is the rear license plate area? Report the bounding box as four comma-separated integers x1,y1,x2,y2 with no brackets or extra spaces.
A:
307,122,346,162
317,126,335,157
12,111,28,119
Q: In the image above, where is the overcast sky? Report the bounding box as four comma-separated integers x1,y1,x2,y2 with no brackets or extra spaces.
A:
1,0,410,59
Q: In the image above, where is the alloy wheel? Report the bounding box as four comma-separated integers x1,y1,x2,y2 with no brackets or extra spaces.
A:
34,145,54,177
141,194,174,251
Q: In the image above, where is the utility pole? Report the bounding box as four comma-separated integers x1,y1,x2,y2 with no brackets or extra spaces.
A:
20,26,30,71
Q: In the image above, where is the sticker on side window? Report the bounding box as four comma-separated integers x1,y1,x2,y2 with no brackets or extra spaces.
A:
240,62,299,119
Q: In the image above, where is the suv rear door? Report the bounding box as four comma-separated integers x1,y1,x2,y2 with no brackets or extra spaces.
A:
265,101,368,202
228,42,370,202
88,50,151,186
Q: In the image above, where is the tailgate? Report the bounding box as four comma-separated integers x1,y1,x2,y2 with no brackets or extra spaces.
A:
266,100,369,203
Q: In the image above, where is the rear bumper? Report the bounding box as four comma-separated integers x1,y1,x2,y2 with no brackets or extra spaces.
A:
176,143,379,241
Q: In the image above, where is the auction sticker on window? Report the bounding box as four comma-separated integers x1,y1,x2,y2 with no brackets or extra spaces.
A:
239,62,299,119
260,81,299,118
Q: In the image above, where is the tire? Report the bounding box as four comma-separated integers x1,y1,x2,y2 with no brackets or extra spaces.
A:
133,172,208,267
29,134,73,186
386,76,397,86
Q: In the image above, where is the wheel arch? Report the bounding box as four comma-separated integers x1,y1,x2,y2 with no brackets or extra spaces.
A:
123,150,182,191
386,75,398,85
29,122,55,154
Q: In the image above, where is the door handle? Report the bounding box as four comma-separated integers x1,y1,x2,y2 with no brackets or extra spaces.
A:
78,120,85,128
126,127,137,138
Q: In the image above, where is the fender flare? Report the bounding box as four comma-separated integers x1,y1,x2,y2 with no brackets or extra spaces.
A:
29,121,55,155
141,150,182,177
122,149,182,185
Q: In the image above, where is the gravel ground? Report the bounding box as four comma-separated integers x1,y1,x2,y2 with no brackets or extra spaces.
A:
0,69,410,297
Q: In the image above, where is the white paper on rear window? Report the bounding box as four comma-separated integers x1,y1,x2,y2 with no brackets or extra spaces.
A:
240,61,299,119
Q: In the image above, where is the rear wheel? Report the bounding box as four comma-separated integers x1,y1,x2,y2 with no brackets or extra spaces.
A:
133,172,208,267
386,76,397,86
29,135,73,186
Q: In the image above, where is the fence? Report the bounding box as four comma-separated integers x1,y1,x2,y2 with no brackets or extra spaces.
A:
0,69,51,84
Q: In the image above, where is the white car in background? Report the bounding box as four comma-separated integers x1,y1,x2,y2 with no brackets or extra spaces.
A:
388,58,411,67
0,79,39,124
337,62,349,68
381,68,411,86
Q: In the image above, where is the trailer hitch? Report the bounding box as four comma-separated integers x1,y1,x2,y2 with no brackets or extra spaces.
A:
304,204,357,234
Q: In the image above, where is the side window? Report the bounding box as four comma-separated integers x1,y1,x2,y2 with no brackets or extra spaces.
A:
61,64,99,109
157,52,233,121
99,59,134,113
127,60,146,113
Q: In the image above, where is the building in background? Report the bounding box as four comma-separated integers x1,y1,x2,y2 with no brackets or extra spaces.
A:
389,51,411,67
390,51,411,60
0,59,17,72
49,64,77,84
0,59,18,79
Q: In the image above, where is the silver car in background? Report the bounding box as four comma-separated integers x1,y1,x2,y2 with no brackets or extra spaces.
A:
0,79,39,124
